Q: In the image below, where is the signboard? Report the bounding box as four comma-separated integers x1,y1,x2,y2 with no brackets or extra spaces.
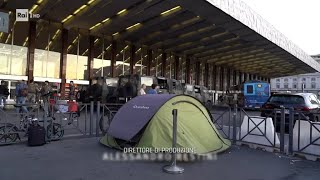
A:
0,12,9,33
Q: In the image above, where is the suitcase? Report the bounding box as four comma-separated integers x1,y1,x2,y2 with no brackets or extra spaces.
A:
28,124,46,146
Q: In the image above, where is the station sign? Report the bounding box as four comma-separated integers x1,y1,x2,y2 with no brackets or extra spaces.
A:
16,9,40,22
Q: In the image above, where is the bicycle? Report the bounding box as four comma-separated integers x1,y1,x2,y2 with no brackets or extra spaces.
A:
0,104,64,144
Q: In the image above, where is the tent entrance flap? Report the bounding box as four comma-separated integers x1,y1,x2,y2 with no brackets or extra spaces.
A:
107,94,176,141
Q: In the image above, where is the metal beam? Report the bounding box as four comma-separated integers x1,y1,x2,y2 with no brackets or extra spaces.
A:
161,53,167,77
27,21,36,83
59,28,68,98
110,41,117,77
130,45,136,74
186,56,191,83
87,35,95,80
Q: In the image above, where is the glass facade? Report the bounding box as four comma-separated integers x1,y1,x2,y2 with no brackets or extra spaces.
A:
165,54,175,79
0,12,28,76
150,50,162,77
0,15,221,100
34,21,61,79
66,29,89,80
92,37,112,78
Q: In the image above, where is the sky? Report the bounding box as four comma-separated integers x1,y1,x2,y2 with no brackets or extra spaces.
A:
240,0,319,55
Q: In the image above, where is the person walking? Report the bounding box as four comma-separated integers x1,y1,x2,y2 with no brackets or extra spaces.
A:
69,81,76,101
138,84,146,95
0,81,9,109
41,81,52,116
147,84,158,94
27,79,39,104
15,80,29,113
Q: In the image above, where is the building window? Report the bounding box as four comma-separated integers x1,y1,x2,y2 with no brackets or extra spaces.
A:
276,84,280,89
311,77,316,81
284,78,288,82
293,84,297,89
311,83,316,89
276,79,280,82
284,84,288,89
293,78,297,81
302,78,306,81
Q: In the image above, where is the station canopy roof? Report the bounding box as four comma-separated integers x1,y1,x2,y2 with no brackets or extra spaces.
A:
2,0,320,78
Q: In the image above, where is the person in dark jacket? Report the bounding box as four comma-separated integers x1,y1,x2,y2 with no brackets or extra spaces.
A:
69,81,76,101
15,80,28,113
0,81,9,109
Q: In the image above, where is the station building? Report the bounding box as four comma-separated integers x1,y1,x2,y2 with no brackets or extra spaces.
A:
0,0,319,100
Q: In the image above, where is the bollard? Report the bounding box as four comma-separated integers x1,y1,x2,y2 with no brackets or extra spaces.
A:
96,101,100,137
90,101,94,136
280,107,285,153
232,104,237,144
163,109,184,174
288,107,294,155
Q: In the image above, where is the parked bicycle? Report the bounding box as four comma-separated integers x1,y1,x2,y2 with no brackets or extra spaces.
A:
0,104,64,144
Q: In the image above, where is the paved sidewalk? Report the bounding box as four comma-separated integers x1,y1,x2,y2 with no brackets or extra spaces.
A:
0,137,319,180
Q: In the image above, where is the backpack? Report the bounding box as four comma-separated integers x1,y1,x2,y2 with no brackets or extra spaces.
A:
21,88,28,97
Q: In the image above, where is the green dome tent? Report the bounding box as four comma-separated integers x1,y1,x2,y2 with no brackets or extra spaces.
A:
100,95,230,154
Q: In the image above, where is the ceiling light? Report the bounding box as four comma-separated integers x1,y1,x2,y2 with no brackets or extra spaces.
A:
117,9,127,15
160,6,181,15
126,23,141,30
29,4,38,13
62,15,73,23
102,18,110,23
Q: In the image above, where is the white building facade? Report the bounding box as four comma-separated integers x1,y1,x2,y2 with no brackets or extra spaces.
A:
271,55,320,96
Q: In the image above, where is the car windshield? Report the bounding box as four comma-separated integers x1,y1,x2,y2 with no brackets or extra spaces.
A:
268,95,305,104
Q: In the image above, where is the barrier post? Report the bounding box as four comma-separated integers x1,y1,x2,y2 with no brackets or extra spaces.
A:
90,101,94,136
163,109,184,174
280,107,285,153
233,104,237,144
96,101,100,137
288,107,294,155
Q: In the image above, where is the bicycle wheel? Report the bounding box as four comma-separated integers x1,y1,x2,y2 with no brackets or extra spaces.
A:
47,123,64,141
99,111,114,135
0,124,18,144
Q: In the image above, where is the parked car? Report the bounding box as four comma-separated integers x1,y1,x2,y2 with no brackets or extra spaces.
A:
261,93,320,132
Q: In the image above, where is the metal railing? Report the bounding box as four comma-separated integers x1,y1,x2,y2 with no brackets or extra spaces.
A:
0,101,123,146
210,104,320,160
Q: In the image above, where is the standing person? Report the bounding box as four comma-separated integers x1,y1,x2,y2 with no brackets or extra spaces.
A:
15,80,29,113
0,81,9,109
147,84,158,94
69,81,76,101
138,84,146,95
41,81,52,116
27,79,39,104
